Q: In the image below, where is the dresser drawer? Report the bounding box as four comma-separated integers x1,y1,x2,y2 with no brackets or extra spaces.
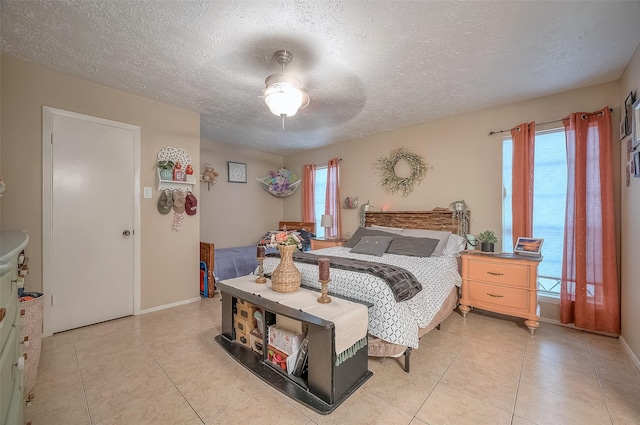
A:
467,260,531,288
0,261,18,309
0,284,18,352
0,325,19,421
468,281,530,312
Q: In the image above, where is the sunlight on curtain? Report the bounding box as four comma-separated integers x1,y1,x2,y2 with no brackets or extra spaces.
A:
302,164,316,223
325,158,342,238
561,107,619,334
510,122,535,245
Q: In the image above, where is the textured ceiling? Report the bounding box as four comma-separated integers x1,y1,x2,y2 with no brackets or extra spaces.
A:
2,1,640,155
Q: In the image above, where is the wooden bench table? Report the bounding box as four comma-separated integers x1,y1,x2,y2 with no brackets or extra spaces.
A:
215,276,372,414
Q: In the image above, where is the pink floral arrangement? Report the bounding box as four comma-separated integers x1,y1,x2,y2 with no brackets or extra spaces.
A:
268,231,302,249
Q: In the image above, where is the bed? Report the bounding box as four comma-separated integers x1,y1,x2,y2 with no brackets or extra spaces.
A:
200,221,315,296
262,209,467,372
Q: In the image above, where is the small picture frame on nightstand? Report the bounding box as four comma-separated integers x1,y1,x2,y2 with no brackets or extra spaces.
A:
514,237,543,256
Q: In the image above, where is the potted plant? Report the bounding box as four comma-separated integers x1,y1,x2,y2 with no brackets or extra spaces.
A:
157,159,175,180
477,230,498,252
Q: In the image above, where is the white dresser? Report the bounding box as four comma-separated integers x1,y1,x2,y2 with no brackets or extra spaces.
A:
1,230,29,425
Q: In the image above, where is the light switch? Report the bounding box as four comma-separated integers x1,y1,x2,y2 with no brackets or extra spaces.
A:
144,187,152,199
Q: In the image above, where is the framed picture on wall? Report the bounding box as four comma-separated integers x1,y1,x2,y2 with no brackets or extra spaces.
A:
625,91,635,136
227,161,247,183
633,98,640,150
627,164,631,187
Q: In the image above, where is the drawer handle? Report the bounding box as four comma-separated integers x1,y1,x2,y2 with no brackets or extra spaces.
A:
487,293,504,298
487,272,504,276
0,308,5,325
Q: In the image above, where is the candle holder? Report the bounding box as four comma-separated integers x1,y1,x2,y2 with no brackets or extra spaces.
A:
317,279,332,304
255,257,267,284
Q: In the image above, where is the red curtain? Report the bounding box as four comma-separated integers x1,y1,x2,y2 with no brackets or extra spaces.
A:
561,107,619,334
325,158,342,238
511,122,535,246
302,164,316,223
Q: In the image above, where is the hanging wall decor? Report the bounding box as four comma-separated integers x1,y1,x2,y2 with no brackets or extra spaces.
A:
156,146,196,192
450,200,470,236
200,164,219,191
256,168,302,198
375,147,429,197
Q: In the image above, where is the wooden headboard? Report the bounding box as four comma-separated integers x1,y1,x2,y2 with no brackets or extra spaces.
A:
279,221,316,234
364,209,467,235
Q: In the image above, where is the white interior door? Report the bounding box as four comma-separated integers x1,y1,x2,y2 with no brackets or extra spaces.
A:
46,109,138,333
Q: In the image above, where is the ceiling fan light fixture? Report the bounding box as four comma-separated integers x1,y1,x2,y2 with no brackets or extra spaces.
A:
263,75,309,117
260,50,309,121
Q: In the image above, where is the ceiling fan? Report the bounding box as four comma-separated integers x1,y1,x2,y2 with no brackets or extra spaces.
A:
259,50,310,129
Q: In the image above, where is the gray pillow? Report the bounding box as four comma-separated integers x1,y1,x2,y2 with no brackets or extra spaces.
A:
349,236,393,256
343,227,397,248
387,235,439,257
400,229,451,256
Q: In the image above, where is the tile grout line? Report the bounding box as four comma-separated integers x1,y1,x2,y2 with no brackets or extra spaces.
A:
411,311,481,423
70,333,96,425
183,308,313,423
132,329,207,425
584,333,615,425
509,330,532,425
355,385,415,425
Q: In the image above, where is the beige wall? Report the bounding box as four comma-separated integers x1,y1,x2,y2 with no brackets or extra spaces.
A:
200,138,283,247
0,55,2,226
284,81,622,326
284,82,621,240
619,43,640,363
0,56,200,311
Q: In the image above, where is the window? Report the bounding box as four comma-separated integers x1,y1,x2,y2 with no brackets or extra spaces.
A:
503,129,567,296
314,166,328,237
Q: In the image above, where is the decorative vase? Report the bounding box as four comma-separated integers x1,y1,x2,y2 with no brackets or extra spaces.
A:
159,169,173,180
271,244,301,293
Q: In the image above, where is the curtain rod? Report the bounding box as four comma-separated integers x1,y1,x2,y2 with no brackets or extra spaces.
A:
487,108,613,136
313,158,342,167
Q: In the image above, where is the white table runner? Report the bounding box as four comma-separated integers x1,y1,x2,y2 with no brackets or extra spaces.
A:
221,275,369,357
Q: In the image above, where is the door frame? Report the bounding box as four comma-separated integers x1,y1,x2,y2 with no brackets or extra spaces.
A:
42,106,141,337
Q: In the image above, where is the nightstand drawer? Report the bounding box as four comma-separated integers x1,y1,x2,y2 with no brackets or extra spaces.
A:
468,281,529,311
467,260,530,288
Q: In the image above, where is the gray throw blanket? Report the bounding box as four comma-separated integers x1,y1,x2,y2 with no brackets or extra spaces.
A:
266,251,422,302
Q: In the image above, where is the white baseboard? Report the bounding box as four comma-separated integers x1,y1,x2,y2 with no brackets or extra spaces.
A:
620,336,640,372
539,317,561,325
139,296,201,314
538,320,640,371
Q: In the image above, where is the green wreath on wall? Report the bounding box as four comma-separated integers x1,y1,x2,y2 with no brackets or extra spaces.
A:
375,147,430,197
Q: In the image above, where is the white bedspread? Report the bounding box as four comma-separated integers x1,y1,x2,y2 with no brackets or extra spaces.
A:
263,247,461,348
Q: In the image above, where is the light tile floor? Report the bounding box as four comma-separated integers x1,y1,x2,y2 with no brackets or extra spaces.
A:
26,297,640,425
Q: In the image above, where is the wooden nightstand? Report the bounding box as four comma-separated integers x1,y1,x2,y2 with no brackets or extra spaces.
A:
460,252,542,334
310,237,346,250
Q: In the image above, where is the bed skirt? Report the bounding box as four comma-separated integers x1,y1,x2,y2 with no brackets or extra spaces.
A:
368,286,459,358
